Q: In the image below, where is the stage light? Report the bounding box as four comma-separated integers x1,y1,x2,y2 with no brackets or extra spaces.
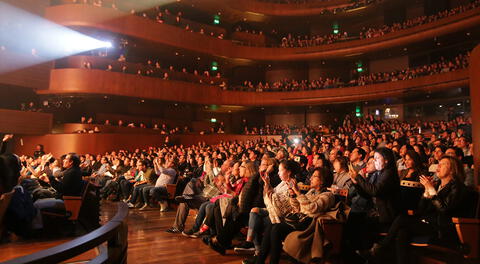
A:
103,41,112,48
0,2,115,74
293,138,300,144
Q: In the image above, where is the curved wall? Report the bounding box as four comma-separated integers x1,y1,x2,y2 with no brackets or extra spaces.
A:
44,5,480,61
42,68,469,106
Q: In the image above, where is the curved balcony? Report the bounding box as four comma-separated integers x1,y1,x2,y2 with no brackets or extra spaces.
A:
40,68,469,106
227,0,373,17
56,55,226,86
45,4,480,61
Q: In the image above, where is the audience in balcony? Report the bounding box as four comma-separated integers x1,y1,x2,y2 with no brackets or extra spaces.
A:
280,31,350,48
235,52,469,92
360,0,480,39
75,116,191,135
76,52,225,86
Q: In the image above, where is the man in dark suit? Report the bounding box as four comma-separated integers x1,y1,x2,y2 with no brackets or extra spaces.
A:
49,153,83,197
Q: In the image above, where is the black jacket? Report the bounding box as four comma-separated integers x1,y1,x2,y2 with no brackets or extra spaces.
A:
354,168,401,224
417,180,468,242
49,166,83,197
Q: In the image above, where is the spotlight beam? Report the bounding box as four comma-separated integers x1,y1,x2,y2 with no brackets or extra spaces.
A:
0,2,111,74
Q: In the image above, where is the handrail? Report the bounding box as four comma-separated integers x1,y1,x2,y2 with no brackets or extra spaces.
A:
3,202,128,264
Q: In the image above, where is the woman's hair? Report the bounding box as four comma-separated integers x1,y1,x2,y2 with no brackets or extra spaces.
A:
280,160,300,178
375,147,397,171
439,155,465,183
262,157,277,167
312,167,333,189
405,150,425,173
242,160,258,178
414,144,428,165
334,156,349,172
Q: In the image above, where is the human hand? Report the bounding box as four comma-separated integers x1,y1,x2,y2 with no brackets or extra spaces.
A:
266,164,274,174
289,179,300,195
419,175,435,193
260,171,270,185
348,167,358,184
2,134,13,142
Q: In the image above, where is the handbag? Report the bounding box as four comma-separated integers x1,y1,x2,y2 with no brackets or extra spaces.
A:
284,212,312,231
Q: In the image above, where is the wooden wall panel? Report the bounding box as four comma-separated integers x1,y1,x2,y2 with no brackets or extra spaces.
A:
43,68,469,106
44,5,480,61
12,134,284,157
0,109,52,135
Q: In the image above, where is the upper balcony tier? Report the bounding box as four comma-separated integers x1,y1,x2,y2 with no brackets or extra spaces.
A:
45,4,480,61
40,68,468,106
226,0,376,17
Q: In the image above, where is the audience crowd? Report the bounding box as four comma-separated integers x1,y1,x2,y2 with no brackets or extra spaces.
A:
234,52,470,92
271,0,477,48
360,0,480,39
1,112,476,263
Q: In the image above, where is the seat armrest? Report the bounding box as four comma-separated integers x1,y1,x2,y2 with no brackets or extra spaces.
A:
452,217,480,224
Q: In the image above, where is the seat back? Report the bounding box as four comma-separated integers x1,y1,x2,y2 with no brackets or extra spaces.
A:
452,188,480,260
400,180,424,211
320,218,343,256
400,180,424,188
0,190,14,235
166,184,177,200
63,181,90,221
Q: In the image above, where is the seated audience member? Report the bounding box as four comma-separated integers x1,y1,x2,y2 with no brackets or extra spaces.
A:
205,160,267,255
332,156,352,189
48,153,84,197
398,150,426,211
100,158,127,200
91,156,112,186
428,145,446,178
165,156,220,233
399,150,426,181
293,155,309,184
345,156,375,250
3,154,37,237
119,159,138,200
396,144,414,172
360,156,469,264
33,144,45,159
445,147,475,188
250,166,335,264
350,147,367,172
140,156,176,211
349,147,401,247
126,160,156,208
182,161,239,237
233,157,279,254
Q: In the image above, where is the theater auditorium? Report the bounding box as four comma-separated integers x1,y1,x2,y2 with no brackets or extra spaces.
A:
0,0,479,263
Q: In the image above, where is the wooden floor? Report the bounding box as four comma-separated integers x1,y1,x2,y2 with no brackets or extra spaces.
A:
120,202,252,264
0,201,263,264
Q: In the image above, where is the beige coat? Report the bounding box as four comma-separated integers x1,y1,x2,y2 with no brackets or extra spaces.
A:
283,201,350,263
